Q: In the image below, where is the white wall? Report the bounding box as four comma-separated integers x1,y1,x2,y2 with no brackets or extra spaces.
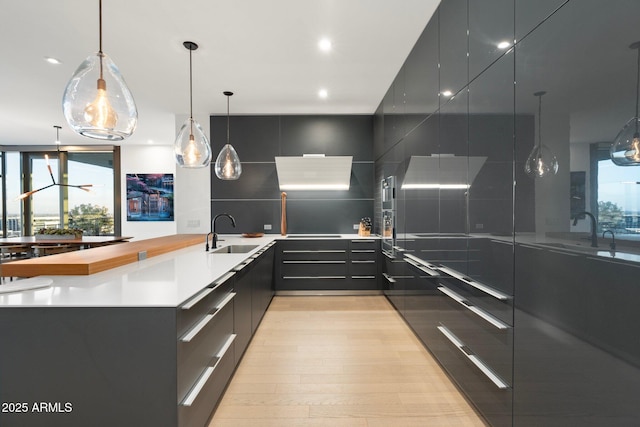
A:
174,113,212,235
120,144,177,240
119,113,212,241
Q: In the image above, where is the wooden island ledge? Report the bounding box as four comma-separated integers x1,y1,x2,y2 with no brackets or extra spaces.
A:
1,234,204,278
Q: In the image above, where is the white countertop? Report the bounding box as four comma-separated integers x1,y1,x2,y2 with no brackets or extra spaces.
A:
0,233,378,308
0,235,276,308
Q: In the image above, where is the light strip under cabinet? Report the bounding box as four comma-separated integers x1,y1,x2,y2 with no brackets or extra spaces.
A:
181,334,237,407
437,325,509,390
437,265,510,301
437,286,510,330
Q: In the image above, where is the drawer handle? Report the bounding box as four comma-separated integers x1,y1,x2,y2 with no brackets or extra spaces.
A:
212,271,236,288
181,292,236,343
382,272,396,283
181,287,214,310
181,334,237,407
283,250,346,254
404,257,440,277
437,265,509,301
437,325,509,390
351,260,375,264
351,250,375,253
437,286,510,330
282,260,346,264
352,275,376,279
382,251,395,260
282,276,346,279
351,240,375,243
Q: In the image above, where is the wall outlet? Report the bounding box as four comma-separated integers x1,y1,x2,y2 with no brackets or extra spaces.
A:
187,219,200,228
264,224,272,230
353,224,359,230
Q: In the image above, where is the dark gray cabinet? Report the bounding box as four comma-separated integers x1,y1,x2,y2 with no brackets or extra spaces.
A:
232,242,275,363
275,239,380,291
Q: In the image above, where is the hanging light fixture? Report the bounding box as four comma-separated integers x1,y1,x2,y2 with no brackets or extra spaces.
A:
214,91,242,180
611,41,640,166
175,41,212,168
17,126,94,200
62,0,137,140
525,91,559,178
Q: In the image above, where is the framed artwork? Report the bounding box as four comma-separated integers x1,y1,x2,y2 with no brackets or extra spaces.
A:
126,174,174,221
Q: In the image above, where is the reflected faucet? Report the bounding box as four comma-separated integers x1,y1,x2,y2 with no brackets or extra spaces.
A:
206,213,236,251
572,211,598,248
603,230,616,251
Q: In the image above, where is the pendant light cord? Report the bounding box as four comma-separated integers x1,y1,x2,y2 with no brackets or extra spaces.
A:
98,0,104,80
226,94,230,144
635,46,639,134
189,46,193,135
537,94,543,148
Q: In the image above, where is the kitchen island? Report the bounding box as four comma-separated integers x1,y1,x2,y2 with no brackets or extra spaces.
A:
0,234,277,427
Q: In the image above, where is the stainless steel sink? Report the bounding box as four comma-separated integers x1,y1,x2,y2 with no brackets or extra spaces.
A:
211,244,258,254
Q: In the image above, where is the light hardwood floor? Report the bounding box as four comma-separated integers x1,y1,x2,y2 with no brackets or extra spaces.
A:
209,295,486,427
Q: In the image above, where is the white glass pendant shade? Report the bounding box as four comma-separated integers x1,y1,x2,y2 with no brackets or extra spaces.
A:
525,144,559,178
215,144,242,179
62,52,137,140
175,117,212,168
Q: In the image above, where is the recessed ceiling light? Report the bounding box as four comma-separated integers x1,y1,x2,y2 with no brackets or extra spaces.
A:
318,38,332,52
497,41,511,49
44,56,62,65
441,90,453,97
318,89,328,99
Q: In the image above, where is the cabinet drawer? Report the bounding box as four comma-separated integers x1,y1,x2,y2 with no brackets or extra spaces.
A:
177,276,234,337
349,239,378,251
281,261,347,277
281,250,347,261
348,276,379,290
350,250,377,260
279,277,348,290
279,240,348,251
177,291,235,403
438,288,512,385
178,334,236,427
350,261,377,276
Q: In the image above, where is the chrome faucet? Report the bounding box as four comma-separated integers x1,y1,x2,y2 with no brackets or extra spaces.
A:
602,230,616,251
572,211,598,248
206,213,236,251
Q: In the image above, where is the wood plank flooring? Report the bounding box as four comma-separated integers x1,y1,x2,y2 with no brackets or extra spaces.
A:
209,295,486,427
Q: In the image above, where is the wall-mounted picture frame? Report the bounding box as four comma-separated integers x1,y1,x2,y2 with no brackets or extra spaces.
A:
126,174,174,221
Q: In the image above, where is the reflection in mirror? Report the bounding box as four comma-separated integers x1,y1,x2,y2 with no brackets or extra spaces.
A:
401,155,486,189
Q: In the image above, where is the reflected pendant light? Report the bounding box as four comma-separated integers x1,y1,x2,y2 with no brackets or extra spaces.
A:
17,126,94,200
214,91,242,180
611,41,640,166
525,91,559,178
175,41,212,168
62,0,137,140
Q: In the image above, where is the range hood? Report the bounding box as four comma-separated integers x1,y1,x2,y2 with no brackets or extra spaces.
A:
275,154,353,191
401,154,487,189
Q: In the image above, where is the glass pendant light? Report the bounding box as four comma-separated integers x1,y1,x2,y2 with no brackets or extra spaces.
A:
525,91,559,178
611,41,640,166
62,0,137,140
214,91,242,180
175,41,212,168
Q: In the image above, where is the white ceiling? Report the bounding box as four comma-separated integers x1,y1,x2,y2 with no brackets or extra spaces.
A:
0,0,440,147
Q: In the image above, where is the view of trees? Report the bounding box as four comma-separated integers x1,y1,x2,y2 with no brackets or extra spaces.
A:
69,203,114,236
598,201,625,232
